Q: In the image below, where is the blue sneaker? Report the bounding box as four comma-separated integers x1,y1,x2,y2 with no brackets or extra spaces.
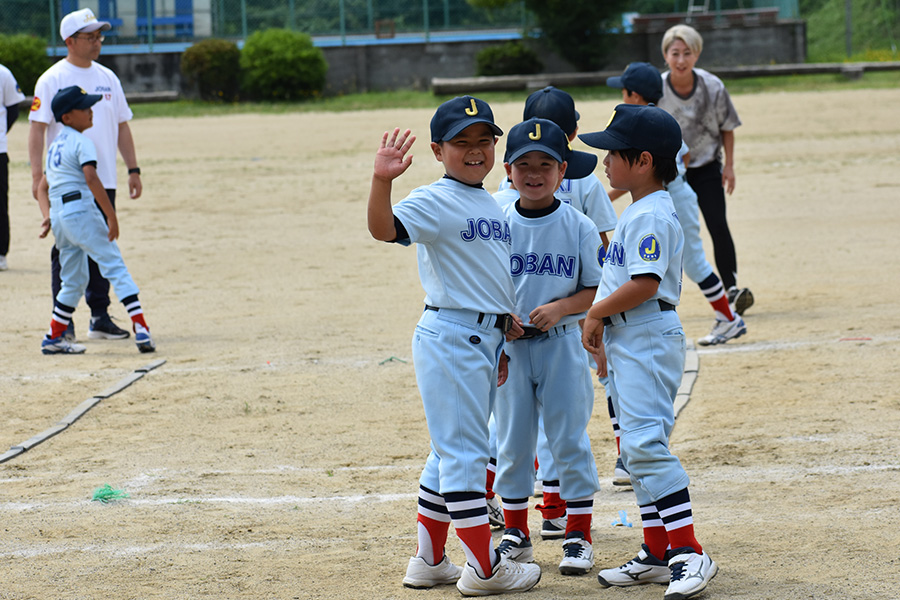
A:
42,336,86,355
134,323,156,353
88,314,130,340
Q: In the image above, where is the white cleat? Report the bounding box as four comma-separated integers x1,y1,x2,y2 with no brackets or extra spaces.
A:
697,315,746,346
664,548,718,600
486,495,505,529
558,534,594,575
402,555,463,588
456,554,541,596
597,544,670,587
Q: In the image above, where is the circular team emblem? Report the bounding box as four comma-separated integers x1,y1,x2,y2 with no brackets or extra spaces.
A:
597,243,607,267
638,234,660,262
469,335,481,345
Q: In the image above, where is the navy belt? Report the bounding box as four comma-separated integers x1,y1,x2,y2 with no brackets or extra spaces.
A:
425,305,513,334
62,191,82,203
603,299,676,326
517,324,573,340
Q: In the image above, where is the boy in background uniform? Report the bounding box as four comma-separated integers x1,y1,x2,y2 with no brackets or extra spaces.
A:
367,96,541,596
37,86,155,355
580,104,718,600
606,62,745,346
492,117,603,576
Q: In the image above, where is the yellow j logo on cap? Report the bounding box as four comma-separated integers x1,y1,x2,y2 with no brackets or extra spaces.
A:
605,110,617,128
528,123,542,140
465,99,478,116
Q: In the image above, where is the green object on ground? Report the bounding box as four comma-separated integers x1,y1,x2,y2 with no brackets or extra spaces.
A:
92,484,129,503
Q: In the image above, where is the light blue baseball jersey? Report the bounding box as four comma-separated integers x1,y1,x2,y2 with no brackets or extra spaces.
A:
597,190,684,307
498,173,618,233
393,177,515,314
46,126,97,211
499,199,603,327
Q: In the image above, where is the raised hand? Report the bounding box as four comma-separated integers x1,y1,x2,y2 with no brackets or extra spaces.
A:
373,128,416,182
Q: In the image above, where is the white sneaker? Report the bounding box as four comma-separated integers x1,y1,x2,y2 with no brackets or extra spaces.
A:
486,495,505,529
540,515,567,539
697,315,746,346
664,548,718,600
402,555,462,588
0,255,7,271
558,534,593,575
496,528,533,562
456,554,542,596
41,336,86,355
597,544,670,587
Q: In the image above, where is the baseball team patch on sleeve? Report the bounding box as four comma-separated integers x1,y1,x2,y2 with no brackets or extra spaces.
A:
638,234,660,262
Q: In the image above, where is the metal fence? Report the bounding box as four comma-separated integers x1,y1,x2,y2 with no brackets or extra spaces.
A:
0,0,529,48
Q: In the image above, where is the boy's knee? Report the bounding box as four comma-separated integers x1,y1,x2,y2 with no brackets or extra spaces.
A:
620,424,668,468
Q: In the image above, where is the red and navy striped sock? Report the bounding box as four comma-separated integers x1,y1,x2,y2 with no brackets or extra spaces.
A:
657,487,702,554
49,301,76,339
445,491,494,578
414,485,450,566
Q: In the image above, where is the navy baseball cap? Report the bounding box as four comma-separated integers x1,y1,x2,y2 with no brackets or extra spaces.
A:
52,85,102,122
505,117,597,180
579,104,682,160
523,86,580,135
431,95,503,143
606,62,663,103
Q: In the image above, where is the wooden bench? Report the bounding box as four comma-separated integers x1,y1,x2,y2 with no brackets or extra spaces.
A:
136,14,194,37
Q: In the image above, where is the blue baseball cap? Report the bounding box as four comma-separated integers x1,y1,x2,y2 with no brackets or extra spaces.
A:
430,95,503,143
505,117,597,180
606,62,663,103
52,85,102,122
523,86,580,135
578,104,682,160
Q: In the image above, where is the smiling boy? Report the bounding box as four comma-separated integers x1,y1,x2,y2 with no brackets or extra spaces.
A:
491,118,603,578
367,96,541,596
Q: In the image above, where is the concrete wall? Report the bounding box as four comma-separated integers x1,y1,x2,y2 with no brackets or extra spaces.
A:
94,20,807,97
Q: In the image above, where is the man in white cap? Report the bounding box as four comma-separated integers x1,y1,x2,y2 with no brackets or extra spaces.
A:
29,7,144,342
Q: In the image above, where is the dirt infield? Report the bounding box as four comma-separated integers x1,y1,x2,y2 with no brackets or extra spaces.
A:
2,87,899,599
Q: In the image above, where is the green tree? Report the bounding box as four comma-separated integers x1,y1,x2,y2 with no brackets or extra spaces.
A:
0,34,48,95
469,0,629,70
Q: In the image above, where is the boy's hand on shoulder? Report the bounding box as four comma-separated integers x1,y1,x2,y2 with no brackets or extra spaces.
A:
107,215,119,241
374,128,416,182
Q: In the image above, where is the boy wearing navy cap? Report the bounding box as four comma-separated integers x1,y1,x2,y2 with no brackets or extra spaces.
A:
37,86,155,355
607,62,746,346
491,117,603,576
580,104,718,600
496,85,623,535
368,96,541,596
